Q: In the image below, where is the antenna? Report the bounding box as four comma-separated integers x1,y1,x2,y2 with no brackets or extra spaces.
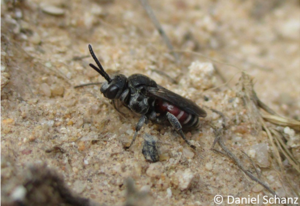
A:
88,44,112,83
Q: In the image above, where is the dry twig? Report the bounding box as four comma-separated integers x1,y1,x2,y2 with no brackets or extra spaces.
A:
208,106,276,195
139,0,179,63
211,128,277,196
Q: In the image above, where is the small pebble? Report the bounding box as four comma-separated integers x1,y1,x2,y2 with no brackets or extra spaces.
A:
171,169,196,190
40,83,51,97
1,72,10,89
159,152,170,161
20,20,30,31
30,32,41,45
90,4,104,16
15,9,23,19
284,127,295,137
77,141,86,151
252,184,264,192
112,164,123,175
182,147,194,159
28,135,36,142
89,105,101,115
166,188,172,198
142,134,159,162
73,180,86,194
146,162,163,178
10,186,26,201
41,4,65,16
45,62,52,68
51,84,64,97
188,61,215,89
2,118,14,124
277,19,300,40
266,171,277,183
1,65,6,71
205,162,213,171
46,120,55,127
248,149,256,158
252,143,270,168
140,185,151,193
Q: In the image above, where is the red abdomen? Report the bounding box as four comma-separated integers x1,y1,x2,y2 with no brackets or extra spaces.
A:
155,100,191,124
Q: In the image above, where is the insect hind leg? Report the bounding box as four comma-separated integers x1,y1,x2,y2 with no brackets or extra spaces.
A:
166,112,196,149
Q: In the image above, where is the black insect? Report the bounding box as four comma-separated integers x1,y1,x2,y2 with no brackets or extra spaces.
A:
88,44,207,149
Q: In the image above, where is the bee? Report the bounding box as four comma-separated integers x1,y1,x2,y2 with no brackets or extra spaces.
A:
88,44,207,149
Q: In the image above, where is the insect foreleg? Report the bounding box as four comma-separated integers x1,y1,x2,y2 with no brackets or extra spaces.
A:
126,115,148,149
166,112,195,149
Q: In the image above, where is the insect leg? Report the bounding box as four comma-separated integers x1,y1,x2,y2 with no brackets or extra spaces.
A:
166,112,195,149
125,115,148,149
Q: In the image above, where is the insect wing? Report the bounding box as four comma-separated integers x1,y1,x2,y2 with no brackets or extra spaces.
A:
147,85,207,117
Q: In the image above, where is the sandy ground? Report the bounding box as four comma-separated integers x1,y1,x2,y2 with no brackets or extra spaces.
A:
1,0,300,205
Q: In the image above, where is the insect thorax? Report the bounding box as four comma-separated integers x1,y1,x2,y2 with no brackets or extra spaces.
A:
128,88,150,114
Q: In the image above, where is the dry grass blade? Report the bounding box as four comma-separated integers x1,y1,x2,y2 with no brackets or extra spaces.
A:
139,0,179,63
250,75,300,174
270,129,300,197
262,114,300,131
260,118,284,171
254,86,300,131
237,72,262,134
242,151,261,178
271,129,300,173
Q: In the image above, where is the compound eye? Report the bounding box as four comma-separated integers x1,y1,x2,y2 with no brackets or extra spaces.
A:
105,85,119,99
100,82,109,93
